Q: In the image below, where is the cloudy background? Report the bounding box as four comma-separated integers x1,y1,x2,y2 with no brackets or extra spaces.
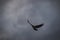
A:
0,0,60,40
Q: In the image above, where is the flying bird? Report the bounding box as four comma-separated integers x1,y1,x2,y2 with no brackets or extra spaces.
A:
27,19,44,31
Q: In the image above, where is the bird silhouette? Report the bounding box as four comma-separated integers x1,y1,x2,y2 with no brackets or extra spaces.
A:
27,19,44,31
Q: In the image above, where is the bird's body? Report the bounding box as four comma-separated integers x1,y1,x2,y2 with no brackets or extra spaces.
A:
27,20,44,31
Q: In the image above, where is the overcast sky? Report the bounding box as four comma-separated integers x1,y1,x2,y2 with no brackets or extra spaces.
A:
0,0,60,40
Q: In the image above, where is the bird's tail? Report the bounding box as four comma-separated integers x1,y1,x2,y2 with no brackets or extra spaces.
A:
33,27,38,31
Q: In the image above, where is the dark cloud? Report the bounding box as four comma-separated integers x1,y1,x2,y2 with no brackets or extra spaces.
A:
0,0,60,40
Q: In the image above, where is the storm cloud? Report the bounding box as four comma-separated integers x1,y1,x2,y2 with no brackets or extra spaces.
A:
0,0,60,40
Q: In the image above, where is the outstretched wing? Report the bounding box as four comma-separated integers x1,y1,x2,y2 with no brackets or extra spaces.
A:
27,19,34,26
35,24,44,28
27,19,30,24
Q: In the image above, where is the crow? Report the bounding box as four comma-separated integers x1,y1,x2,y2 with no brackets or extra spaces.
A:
27,20,44,31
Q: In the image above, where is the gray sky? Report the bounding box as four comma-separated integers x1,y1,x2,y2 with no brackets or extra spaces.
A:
0,0,60,40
